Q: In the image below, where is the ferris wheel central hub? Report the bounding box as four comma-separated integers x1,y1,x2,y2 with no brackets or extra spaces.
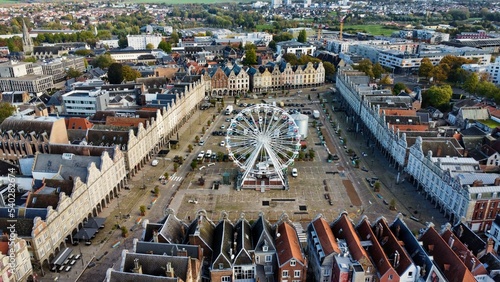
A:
257,133,270,145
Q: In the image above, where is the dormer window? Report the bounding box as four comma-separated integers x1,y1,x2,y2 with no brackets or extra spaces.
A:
263,245,268,252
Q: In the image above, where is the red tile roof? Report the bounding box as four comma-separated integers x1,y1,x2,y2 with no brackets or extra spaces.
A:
276,222,305,266
105,116,148,127
357,218,396,279
312,217,340,255
420,227,476,282
374,218,413,276
441,230,488,276
0,241,8,255
331,214,372,268
66,117,93,130
380,109,417,116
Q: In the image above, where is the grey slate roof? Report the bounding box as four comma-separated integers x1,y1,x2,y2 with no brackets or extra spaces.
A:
211,218,234,269
159,214,189,244
122,252,189,280
251,214,275,251
135,241,200,259
185,212,216,250
33,153,102,182
452,222,485,256
390,217,434,281
233,218,253,265
107,270,176,282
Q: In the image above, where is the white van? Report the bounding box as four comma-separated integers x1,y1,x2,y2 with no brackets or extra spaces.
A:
205,150,212,158
197,153,204,161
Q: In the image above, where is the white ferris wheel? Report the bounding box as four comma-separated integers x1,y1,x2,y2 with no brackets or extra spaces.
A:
225,104,301,190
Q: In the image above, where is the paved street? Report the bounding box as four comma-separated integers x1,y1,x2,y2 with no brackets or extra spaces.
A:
39,84,448,281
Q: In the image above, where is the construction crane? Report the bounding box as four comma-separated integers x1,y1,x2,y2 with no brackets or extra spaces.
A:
339,15,348,41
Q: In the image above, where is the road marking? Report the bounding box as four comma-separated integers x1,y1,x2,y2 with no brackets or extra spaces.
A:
171,176,183,182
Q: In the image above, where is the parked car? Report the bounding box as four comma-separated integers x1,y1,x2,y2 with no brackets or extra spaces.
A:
65,266,71,272
291,168,298,177
220,141,225,147
151,159,159,166
199,139,205,146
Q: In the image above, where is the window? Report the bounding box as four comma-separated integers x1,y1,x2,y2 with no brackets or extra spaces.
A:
290,259,296,266
282,270,289,278
294,270,301,278
265,255,272,262
263,245,268,251
221,276,231,282
323,269,330,276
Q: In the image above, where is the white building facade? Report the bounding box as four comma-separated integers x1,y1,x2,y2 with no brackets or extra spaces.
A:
127,34,163,50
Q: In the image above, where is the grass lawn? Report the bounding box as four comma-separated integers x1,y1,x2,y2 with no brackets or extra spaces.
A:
256,24,273,31
343,24,398,36
480,119,500,129
0,0,20,5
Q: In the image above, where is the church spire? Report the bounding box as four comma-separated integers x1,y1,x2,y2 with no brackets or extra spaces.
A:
22,19,33,55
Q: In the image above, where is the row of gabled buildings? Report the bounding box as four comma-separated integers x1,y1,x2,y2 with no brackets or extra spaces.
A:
335,66,500,236
0,75,207,279
105,210,500,282
197,60,325,97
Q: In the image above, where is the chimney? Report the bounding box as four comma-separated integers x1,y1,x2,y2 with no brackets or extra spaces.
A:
448,235,454,249
436,145,442,157
178,248,188,257
495,178,500,186
472,180,483,187
165,262,174,277
443,264,450,271
133,258,142,274
393,251,400,268
153,230,159,243
486,237,495,254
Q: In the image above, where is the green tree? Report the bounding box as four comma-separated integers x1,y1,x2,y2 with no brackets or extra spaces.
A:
122,65,141,81
66,67,82,79
463,73,479,95
380,74,392,85
477,80,500,99
23,57,37,63
429,64,448,83
107,63,124,84
146,43,154,50
158,41,171,52
355,59,374,78
0,102,15,123
297,29,307,43
268,40,277,51
74,49,93,56
118,37,128,48
190,160,198,170
419,58,434,79
323,62,335,78
393,82,409,95
374,181,381,192
139,205,146,216
92,53,114,69
372,63,385,79
425,84,452,108
243,48,257,66
170,31,179,45
282,53,298,65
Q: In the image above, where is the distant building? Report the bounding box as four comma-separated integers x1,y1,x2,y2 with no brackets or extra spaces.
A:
127,34,163,50
271,0,282,9
22,20,33,55
62,88,110,116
